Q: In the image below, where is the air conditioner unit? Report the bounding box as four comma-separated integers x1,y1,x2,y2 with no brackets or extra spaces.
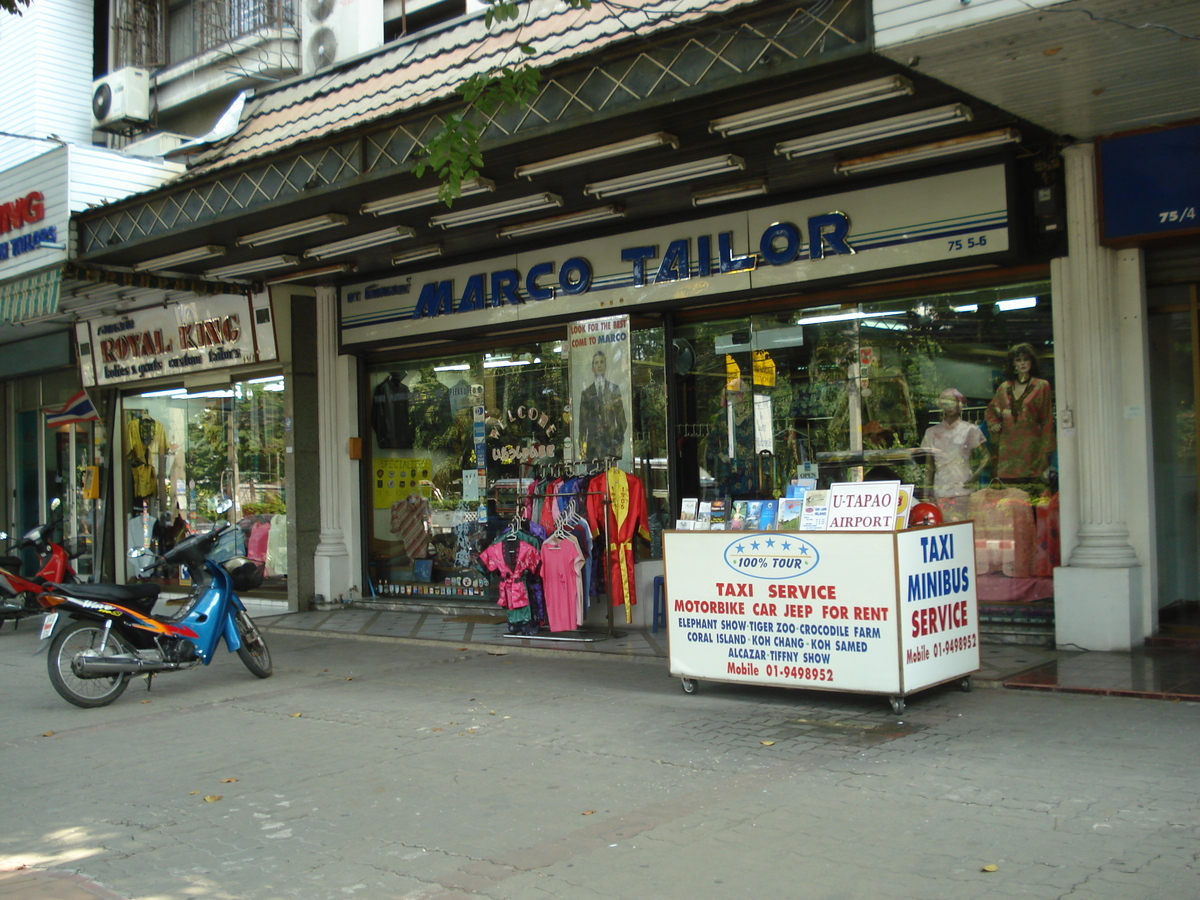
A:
92,68,153,132
302,0,381,73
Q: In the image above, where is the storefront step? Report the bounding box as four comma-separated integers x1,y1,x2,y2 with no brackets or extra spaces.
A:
980,623,1056,648
349,598,500,617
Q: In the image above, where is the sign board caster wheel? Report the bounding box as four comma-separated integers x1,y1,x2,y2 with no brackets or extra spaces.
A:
889,696,905,715
681,678,698,694
961,675,972,693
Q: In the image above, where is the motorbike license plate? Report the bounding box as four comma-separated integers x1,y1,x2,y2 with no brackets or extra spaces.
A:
39,612,58,640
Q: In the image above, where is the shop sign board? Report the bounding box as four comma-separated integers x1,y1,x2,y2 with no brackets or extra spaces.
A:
1099,122,1200,246
80,294,264,386
0,149,68,280
663,522,977,699
341,164,1010,348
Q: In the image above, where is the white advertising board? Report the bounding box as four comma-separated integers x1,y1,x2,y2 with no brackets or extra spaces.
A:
664,522,978,701
83,294,263,386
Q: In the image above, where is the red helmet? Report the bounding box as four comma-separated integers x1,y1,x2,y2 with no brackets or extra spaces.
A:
909,502,943,527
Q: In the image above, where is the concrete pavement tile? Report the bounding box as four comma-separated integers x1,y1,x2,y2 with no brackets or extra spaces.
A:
0,870,125,900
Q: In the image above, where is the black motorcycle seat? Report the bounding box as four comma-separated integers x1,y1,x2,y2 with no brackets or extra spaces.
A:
0,555,23,571
52,581,161,613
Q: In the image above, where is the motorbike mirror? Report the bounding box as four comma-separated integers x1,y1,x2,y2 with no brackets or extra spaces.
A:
50,498,62,512
127,547,148,558
0,532,7,541
215,498,234,515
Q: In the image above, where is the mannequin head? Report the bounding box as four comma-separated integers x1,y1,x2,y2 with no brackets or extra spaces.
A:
1004,343,1041,382
936,388,965,420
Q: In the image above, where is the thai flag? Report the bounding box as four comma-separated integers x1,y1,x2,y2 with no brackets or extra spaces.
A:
45,389,100,427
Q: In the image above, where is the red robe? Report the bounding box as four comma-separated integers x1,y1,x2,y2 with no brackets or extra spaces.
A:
586,468,650,623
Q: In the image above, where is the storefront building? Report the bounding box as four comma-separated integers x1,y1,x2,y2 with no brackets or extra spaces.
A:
68,0,1190,651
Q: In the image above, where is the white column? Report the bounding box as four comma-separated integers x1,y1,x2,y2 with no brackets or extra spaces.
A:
313,286,351,603
1053,142,1144,649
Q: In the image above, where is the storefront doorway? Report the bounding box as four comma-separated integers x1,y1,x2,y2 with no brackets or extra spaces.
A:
1148,282,1200,630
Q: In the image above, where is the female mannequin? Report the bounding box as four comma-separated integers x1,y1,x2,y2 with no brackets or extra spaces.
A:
984,343,1055,480
922,388,990,521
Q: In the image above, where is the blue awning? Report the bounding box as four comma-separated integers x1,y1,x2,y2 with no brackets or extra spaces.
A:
0,268,62,325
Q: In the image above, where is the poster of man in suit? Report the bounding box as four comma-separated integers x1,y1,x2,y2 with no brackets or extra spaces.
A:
571,314,631,466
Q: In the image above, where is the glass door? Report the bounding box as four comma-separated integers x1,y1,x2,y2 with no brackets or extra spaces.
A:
1148,283,1199,616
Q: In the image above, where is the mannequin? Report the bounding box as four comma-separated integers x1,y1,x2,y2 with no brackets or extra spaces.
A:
922,388,990,522
984,343,1055,480
370,372,413,449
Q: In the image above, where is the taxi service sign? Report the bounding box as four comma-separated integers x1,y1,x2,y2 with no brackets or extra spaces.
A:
664,522,978,711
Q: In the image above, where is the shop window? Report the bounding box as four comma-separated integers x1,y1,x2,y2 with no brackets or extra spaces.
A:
122,376,288,590
673,281,1057,603
366,329,670,607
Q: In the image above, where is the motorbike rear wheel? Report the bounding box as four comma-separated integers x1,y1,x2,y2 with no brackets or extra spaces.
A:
48,621,133,708
234,610,272,678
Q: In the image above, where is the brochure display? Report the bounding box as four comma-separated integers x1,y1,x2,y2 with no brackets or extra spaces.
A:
663,522,979,713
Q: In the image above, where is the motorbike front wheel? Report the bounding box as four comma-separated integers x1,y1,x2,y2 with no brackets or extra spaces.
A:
234,610,272,678
47,621,133,708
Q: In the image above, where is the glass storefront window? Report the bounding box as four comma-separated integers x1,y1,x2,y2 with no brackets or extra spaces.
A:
673,281,1057,601
366,330,671,604
122,376,288,589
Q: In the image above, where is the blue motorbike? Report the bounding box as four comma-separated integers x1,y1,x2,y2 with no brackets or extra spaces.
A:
39,502,272,708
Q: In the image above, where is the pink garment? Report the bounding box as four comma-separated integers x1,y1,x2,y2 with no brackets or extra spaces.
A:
247,520,270,563
480,538,539,610
541,536,585,632
539,478,563,533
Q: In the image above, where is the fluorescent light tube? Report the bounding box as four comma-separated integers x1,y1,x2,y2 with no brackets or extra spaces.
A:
304,226,416,259
710,76,914,137
237,214,349,247
584,155,745,198
133,245,226,271
264,263,355,285
205,255,300,278
775,104,972,159
483,358,531,369
391,244,443,266
361,177,495,216
795,309,905,326
515,133,679,179
497,205,625,239
997,296,1037,311
692,181,768,207
429,194,563,229
434,363,471,372
835,128,1021,175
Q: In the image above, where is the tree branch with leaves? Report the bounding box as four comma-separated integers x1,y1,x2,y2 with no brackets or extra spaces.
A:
415,0,592,204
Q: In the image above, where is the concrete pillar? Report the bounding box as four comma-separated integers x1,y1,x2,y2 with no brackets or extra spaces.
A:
1052,142,1145,650
313,286,353,603
279,292,320,611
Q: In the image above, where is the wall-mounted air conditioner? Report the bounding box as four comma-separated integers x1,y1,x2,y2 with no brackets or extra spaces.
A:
92,68,153,132
303,0,382,73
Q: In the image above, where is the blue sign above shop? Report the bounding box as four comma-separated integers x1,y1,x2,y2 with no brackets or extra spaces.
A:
1099,123,1200,245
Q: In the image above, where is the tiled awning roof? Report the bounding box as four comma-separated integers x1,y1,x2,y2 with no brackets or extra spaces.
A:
188,0,770,176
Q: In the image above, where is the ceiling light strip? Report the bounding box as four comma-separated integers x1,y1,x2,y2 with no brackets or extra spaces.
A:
429,193,563,229
304,226,416,259
237,214,349,247
692,181,768,207
834,128,1021,175
710,76,915,137
515,133,679,179
391,244,444,266
264,263,356,285
775,104,972,159
205,255,300,278
361,177,496,217
584,155,745,198
133,245,225,271
497,205,625,239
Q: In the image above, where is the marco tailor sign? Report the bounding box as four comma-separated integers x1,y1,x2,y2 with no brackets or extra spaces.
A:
83,295,260,386
663,522,978,697
340,164,1010,347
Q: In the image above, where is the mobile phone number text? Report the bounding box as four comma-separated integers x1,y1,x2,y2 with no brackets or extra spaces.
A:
765,664,834,682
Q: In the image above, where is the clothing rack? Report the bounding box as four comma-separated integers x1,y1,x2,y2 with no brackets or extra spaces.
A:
491,470,628,643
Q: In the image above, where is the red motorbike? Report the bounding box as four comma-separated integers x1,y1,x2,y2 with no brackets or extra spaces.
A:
0,499,80,629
